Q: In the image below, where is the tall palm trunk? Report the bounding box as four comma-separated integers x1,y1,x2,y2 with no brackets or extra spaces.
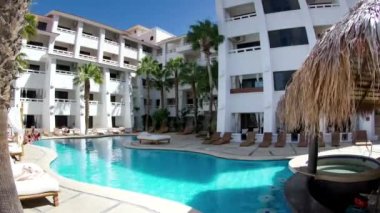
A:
84,79,90,134
206,53,213,135
160,87,164,109
146,76,150,131
0,0,30,212
174,70,179,120
192,82,198,133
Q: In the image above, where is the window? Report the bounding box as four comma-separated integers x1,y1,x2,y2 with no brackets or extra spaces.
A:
150,36,154,41
268,27,308,48
110,95,116,102
89,94,94,101
156,99,160,108
37,22,47,31
262,0,300,14
142,79,146,87
56,64,70,71
79,50,90,56
273,70,295,91
55,91,68,99
124,60,130,64
28,64,40,71
54,45,68,51
21,89,37,98
103,56,111,60
167,98,175,106
27,41,43,46
236,41,260,49
58,25,70,30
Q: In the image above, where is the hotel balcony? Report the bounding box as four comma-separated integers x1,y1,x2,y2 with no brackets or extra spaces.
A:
123,58,138,71
22,35,49,61
81,24,99,49
308,0,345,25
54,98,77,115
230,74,263,94
108,72,125,94
55,61,76,90
52,42,74,58
124,40,138,60
17,69,46,89
224,2,258,37
102,53,119,67
20,98,44,115
56,27,76,44
227,34,262,75
79,47,98,62
103,31,120,55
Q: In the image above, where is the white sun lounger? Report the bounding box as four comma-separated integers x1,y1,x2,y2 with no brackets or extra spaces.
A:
9,142,23,160
11,160,60,206
137,133,171,144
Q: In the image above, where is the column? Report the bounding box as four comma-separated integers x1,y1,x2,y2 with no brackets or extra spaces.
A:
137,43,143,61
100,68,112,128
122,72,133,131
359,112,375,140
256,0,275,133
97,29,105,63
43,58,56,132
215,0,231,132
74,21,83,58
118,36,125,67
298,0,317,48
75,82,85,134
162,42,167,65
48,15,59,54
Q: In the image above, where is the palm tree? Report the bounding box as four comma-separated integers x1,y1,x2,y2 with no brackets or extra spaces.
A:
180,62,203,132
186,20,224,135
0,1,32,212
165,57,183,121
22,13,37,40
73,63,103,134
151,66,172,109
137,56,159,131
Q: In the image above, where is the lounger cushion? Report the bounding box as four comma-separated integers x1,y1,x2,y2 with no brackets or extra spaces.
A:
137,134,171,141
9,142,22,154
16,173,59,196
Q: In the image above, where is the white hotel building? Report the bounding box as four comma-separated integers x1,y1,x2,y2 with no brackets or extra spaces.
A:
215,0,379,140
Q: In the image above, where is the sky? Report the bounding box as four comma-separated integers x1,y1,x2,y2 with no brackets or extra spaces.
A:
30,0,217,36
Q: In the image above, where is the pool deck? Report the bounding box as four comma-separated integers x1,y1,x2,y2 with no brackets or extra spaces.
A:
21,133,380,212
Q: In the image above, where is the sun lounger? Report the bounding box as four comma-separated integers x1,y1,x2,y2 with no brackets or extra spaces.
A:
9,142,23,161
331,132,340,147
275,132,286,147
11,160,59,206
213,132,232,145
108,128,121,135
202,132,220,144
137,133,171,144
353,130,373,148
259,132,272,148
298,133,308,147
240,131,256,147
73,128,81,136
95,129,108,135
53,128,63,136
43,130,50,137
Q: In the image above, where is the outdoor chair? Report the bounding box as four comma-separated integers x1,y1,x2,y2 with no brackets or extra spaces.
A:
53,128,63,136
213,132,232,145
275,132,286,147
331,132,340,147
259,132,272,148
202,132,220,144
240,131,255,147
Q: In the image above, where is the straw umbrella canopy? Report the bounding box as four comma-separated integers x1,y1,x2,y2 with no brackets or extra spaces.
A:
283,0,380,135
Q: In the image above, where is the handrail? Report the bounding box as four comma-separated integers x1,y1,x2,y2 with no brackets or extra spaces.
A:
228,46,261,54
124,63,137,70
57,27,76,34
308,3,339,9
125,46,137,51
82,33,98,40
23,69,45,74
79,54,97,61
53,49,74,56
110,78,124,82
105,39,118,46
55,98,76,103
56,69,75,75
25,44,48,51
111,102,123,106
226,12,257,22
20,98,43,102
89,100,98,105
103,59,118,65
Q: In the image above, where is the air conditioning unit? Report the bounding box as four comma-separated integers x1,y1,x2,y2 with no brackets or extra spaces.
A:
232,36,245,43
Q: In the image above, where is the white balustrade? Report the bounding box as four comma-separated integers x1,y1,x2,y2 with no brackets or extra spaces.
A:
103,59,118,65
23,69,45,74
226,13,257,22
124,63,137,70
228,46,261,54
308,3,339,9
57,27,76,34
55,98,76,103
105,39,118,46
56,69,75,75
25,44,48,51
53,49,74,56
79,54,97,61
20,98,43,102
82,33,98,40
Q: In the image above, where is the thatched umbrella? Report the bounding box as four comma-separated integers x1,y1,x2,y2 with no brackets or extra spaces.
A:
283,0,380,174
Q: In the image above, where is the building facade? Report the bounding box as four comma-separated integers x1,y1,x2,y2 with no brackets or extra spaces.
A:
215,0,377,140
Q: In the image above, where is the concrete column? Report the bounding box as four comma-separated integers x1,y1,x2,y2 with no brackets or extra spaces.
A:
137,43,144,61
50,15,59,33
75,82,85,134
100,68,112,128
43,58,56,132
97,29,105,63
359,112,375,140
118,36,125,67
162,43,167,65
74,22,83,58
122,72,133,130
299,0,317,48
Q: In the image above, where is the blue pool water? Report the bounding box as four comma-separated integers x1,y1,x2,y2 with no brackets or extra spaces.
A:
35,136,292,213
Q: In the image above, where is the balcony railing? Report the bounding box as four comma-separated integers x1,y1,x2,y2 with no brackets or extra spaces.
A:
110,78,125,82
111,102,124,106
56,70,75,75
103,59,118,65
20,98,43,102
125,46,138,51
23,69,45,74
57,27,76,34
55,98,76,103
228,46,261,54
230,87,263,94
79,54,97,61
25,44,48,51
226,12,257,22
124,63,137,70
308,3,339,9
89,100,99,105
82,33,98,40
105,39,118,46
53,49,74,57
166,49,177,54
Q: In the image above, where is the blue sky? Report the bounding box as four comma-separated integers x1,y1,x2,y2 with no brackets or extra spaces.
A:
31,0,216,36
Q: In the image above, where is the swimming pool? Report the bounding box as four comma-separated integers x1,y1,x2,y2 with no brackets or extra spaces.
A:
35,136,292,213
